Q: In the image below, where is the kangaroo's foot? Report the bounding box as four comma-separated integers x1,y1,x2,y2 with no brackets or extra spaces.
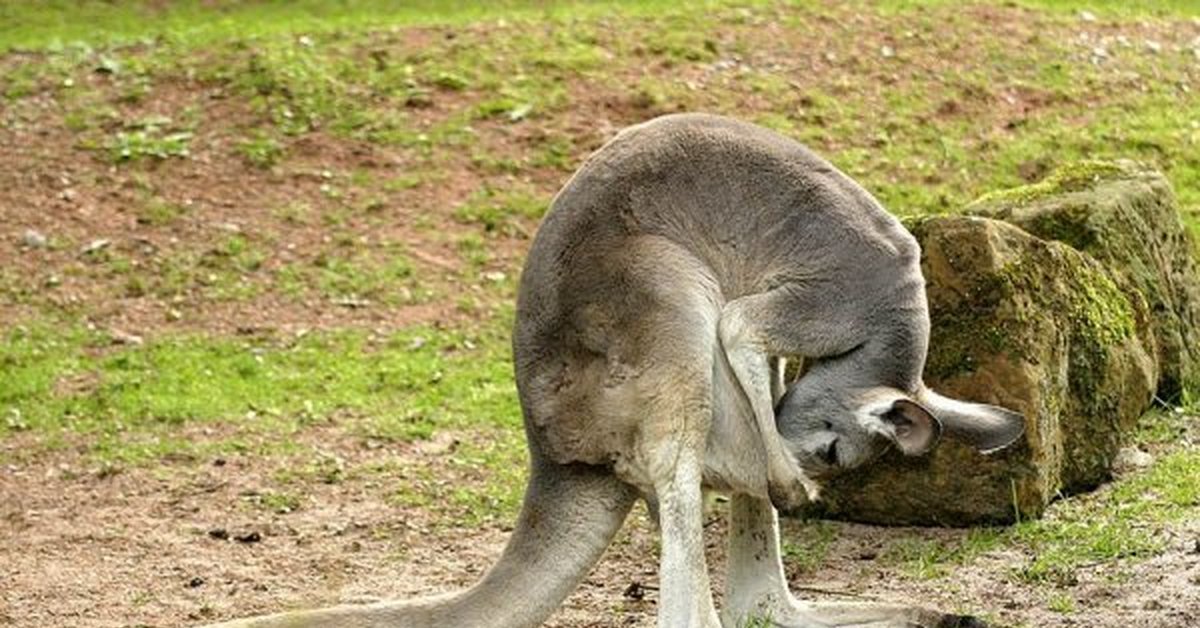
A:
721,494,987,628
728,595,987,628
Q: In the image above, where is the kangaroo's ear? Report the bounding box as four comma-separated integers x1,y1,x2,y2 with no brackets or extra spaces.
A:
918,390,1026,453
876,397,942,456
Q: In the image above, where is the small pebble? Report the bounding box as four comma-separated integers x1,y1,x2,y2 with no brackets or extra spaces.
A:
623,581,648,600
82,239,110,255
1113,446,1154,472
109,330,144,346
234,531,262,544
22,229,47,248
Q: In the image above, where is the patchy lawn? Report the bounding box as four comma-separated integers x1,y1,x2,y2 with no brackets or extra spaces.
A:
1,1,1198,627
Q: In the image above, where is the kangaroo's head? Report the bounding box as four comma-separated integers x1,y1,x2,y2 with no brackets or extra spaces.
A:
775,355,1025,479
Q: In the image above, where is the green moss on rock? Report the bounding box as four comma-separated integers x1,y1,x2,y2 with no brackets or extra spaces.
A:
970,160,1127,208
971,161,1199,402
995,248,1135,350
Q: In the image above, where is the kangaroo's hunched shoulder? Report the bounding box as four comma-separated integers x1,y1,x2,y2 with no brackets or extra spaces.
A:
520,113,918,312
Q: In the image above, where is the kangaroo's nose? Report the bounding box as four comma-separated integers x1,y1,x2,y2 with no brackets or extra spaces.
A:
819,438,839,466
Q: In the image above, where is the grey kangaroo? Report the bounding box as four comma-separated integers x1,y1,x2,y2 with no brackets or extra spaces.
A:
206,113,1024,628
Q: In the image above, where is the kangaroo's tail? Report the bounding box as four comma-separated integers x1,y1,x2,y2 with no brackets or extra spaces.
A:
202,459,637,628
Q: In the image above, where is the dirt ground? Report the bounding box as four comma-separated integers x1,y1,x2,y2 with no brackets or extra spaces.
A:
3,426,1197,628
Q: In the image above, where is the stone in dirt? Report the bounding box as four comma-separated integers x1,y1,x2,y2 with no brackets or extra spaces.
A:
21,229,47,248
1113,446,1155,473
968,160,1200,402
805,162,1195,526
234,531,262,544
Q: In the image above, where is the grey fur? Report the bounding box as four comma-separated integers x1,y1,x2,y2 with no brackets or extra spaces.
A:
202,113,1024,628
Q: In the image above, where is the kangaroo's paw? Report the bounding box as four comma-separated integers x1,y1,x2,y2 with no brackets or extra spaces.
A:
726,595,987,628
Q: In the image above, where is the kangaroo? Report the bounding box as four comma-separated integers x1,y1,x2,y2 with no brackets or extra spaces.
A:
204,113,1024,628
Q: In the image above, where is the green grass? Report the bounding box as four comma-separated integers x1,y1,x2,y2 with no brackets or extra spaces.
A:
880,412,1200,586
108,128,192,161
0,0,745,53
883,529,1005,580
737,615,776,628
7,1,1196,231
1047,592,1076,614
135,197,189,226
0,316,520,462
454,187,548,235
4,0,1196,56
250,490,304,514
1012,447,1199,582
237,132,286,169
878,0,1200,17
781,520,840,574
388,429,528,525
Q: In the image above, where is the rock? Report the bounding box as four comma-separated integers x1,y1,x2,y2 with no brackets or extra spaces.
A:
1113,446,1154,473
109,329,144,346
234,531,261,544
21,229,47,248
807,216,1157,525
81,239,111,255
969,160,1200,402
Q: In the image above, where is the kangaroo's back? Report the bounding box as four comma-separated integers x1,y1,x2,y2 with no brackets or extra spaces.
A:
514,113,921,468
518,113,911,309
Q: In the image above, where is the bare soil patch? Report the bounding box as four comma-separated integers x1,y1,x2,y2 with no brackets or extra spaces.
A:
2,430,1197,628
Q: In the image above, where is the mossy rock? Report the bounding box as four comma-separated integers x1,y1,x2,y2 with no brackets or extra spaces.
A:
969,160,1200,401
969,160,1128,208
806,217,1156,526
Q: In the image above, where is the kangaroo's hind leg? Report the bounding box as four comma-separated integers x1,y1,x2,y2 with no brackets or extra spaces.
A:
597,238,725,627
641,359,725,628
629,310,725,628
